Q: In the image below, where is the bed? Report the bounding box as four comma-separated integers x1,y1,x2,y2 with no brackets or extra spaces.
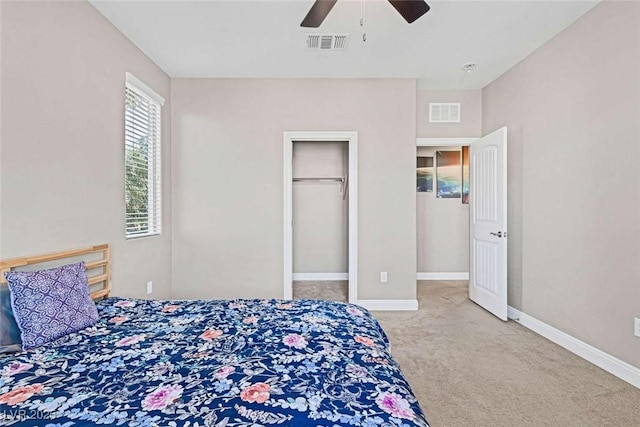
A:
0,245,428,426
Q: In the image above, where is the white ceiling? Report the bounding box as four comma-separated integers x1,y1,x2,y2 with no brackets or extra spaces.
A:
90,0,599,89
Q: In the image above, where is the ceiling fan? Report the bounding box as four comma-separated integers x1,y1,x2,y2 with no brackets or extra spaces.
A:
301,0,430,28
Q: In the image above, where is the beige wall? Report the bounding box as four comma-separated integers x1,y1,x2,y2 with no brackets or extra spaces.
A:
417,90,482,138
0,1,172,299
0,1,3,258
416,146,469,272
293,141,348,274
171,79,417,301
483,1,640,367
415,90,480,273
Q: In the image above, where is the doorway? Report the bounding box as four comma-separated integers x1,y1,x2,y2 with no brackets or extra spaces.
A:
416,138,474,281
283,131,358,304
417,130,508,321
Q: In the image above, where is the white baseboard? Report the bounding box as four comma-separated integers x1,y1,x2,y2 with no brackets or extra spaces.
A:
417,272,469,281
357,299,419,311
292,273,349,281
508,306,640,389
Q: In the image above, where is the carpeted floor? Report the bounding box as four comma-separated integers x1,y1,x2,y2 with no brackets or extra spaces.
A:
293,280,640,427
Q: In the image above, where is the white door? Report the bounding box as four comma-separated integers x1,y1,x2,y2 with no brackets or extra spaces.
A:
469,127,508,320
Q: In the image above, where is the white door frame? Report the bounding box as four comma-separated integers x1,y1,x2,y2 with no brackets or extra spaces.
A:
417,137,476,147
284,131,358,303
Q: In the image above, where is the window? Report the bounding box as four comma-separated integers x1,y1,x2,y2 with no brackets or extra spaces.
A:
124,73,164,238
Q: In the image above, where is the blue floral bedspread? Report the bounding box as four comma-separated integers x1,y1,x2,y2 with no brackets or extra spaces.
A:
0,298,428,426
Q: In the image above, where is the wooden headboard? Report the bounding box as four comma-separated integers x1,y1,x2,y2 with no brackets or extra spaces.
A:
0,244,111,300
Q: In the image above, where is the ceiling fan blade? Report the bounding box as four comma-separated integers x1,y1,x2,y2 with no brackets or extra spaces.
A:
301,0,338,28
387,0,430,24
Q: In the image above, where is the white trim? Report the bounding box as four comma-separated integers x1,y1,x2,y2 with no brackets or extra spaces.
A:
283,136,293,300
357,300,419,311
283,131,358,304
508,306,640,389
417,272,469,280
292,273,349,281
417,137,476,147
125,72,165,106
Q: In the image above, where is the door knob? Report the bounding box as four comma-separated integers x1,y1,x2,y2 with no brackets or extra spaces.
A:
490,231,503,238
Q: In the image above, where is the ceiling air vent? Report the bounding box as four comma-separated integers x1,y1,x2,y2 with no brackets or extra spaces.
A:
306,34,350,51
429,103,461,123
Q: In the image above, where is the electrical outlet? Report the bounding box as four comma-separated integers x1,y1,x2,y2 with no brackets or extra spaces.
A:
635,318,640,338
147,281,153,295
380,272,388,283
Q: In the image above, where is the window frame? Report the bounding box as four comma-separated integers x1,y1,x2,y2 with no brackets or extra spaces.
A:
124,72,165,240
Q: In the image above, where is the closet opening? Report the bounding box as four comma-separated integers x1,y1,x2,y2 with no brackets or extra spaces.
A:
292,140,349,301
416,139,474,283
283,132,358,304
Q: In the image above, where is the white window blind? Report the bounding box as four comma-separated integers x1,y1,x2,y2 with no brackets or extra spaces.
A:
124,74,163,239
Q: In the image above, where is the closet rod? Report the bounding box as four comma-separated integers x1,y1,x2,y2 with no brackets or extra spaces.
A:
293,176,348,200
292,177,345,182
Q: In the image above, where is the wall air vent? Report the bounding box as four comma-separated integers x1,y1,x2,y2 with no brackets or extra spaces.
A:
306,34,350,51
429,103,461,123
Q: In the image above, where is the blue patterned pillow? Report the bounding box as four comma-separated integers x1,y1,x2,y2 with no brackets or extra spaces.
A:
4,261,99,349
0,285,22,353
